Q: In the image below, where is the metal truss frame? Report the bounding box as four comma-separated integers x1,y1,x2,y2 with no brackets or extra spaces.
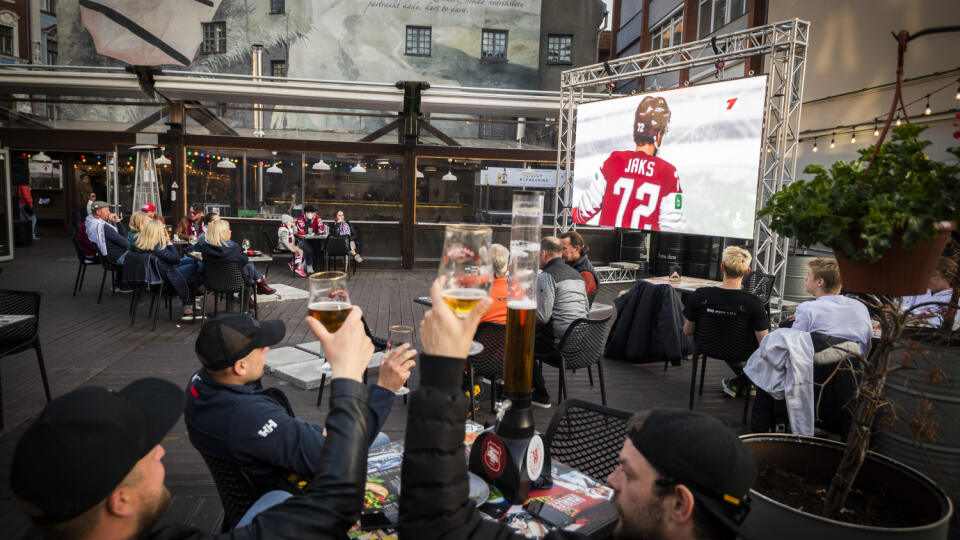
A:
555,18,810,312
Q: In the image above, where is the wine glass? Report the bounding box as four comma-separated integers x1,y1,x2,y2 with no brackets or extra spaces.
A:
308,271,351,333
387,325,414,396
242,238,251,251
438,225,493,318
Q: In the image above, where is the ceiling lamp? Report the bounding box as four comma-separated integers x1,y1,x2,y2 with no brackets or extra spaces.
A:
521,162,536,175
217,156,236,169
312,158,331,171
351,161,367,173
442,159,457,182
31,151,52,162
266,163,282,173
154,154,171,166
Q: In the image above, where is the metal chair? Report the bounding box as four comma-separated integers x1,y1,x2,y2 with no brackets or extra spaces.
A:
200,453,259,532
70,237,99,296
543,398,631,482
261,231,293,280
466,322,506,418
688,311,758,424
742,271,776,314
0,290,51,431
535,316,613,406
325,236,352,276
96,254,124,304
202,260,257,320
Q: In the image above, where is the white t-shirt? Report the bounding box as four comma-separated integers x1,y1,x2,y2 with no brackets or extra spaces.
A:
793,295,873,354
902,289,957,330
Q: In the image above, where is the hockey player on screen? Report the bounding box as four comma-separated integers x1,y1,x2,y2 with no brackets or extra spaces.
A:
572,95,686,231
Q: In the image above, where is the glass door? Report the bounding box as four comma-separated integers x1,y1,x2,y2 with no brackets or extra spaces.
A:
0,148,13,261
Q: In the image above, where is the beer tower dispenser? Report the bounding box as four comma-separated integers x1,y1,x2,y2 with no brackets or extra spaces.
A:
469,191,549,504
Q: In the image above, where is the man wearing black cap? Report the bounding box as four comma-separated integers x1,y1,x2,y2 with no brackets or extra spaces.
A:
184,314,415,496
399,278,757,540
10,306,379,538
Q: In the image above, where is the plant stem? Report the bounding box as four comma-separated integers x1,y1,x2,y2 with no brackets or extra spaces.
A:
821,297,904,518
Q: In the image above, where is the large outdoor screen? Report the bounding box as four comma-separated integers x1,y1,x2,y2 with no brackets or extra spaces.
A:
571,76,767,239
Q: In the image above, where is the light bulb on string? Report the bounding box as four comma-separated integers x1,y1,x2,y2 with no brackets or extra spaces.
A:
923,95,931,116
896,114,902,127
812,140,818,153
850,130,856,144
829,134,835,149
873,119,879,137
955,81,959,100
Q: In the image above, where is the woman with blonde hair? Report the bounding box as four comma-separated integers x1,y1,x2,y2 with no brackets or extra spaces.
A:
480,243,510,324
127,211,150,248
131,220,199,320
199,220,275,297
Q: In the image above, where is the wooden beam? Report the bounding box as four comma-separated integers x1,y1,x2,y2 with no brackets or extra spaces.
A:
414,146,555,162
0,128,137,150
419,120,461,146
401,145,416,269
359,119,401,142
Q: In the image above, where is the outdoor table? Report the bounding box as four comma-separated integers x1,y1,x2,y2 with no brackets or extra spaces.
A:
643,275,721,295
187,251,273,264
296,233,329,271
0,314,35,329
355,423,618,538
171,239,191,256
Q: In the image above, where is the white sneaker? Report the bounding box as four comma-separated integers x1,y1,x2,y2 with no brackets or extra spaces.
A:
305,265,314,273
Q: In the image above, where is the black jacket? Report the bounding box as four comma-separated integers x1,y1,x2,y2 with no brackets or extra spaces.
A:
605,280,692,364
399,353,585,540
330,220,358,241
199,240,250,265
132,243,195,305
148,379,370,539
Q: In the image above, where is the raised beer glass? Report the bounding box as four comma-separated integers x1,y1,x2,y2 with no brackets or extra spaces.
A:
308,271,351,333
503,191,544,402
438,225,493,318
387,325,414,396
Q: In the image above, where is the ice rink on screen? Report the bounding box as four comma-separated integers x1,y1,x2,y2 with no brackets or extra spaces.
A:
572,76,767,239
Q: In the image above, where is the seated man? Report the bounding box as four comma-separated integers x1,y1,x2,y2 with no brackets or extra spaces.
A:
85,200,133,293
533,236,589,408
184,314,415,496
792,257,873,354
683,246,769,398
559,231,599,298
903,256,958,330
400,278,759,540
11,306,379,538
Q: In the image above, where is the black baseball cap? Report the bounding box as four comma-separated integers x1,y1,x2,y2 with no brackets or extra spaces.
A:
629,409,757,539
195,314,285,371
10,378,185,524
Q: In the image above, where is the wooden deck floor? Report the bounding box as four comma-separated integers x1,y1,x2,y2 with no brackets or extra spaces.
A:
0,235,747,537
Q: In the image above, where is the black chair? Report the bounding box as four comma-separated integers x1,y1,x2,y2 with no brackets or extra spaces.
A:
535,316,613,406
0,290,51,431
200,453,259,532
70,237,99,296
96,254,123,304
124,254,166,330
466,322,506,418
325,236,352,276
742,271,776,314
261,231,293,280
202,260,257,320
688,311,758,424
543,398,632,482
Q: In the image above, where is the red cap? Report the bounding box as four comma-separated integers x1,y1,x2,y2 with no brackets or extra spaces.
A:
141,202,156,212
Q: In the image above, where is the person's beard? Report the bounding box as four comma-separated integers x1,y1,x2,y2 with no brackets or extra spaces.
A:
613,492,669,540
134,486,171,538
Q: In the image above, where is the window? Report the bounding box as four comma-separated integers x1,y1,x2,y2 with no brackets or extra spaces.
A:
270,0,284,14
271,60,286,78
481,29,508,61
202,22,226,54
40,0,56,14
547,34,572,65
0,25,13,56
46,39,57,65
698,0,748,39
650,9,682,50
405,26,431,56
478,116,516,140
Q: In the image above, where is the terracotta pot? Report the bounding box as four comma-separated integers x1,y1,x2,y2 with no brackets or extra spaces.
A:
835,221,955,296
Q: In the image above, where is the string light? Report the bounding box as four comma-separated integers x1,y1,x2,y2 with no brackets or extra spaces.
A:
895,113,902,127
956,79,959,100
829,133,835,149
812,139,818,152
850,130,856,144
873,118,879,137
923,95,931,116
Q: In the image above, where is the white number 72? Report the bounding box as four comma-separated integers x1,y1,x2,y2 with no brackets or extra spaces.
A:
613,178,661,229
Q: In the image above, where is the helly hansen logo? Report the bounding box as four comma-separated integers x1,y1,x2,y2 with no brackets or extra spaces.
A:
258,419,278,438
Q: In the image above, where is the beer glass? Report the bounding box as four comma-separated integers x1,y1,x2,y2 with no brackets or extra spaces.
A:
503,192,544,401
387,325,414,396
308,271,351,333
438,225,493,318
242,238,251,251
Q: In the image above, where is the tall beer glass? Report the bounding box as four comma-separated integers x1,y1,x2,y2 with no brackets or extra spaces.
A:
438,225,493,318
503,192,544,401
308,271,351,332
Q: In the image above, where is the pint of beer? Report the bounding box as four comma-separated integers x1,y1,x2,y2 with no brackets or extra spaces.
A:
502,191,544,399
308,271,351,332
438,225,493,318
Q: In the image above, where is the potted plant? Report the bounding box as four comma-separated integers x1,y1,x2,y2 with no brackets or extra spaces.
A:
758,124,959,296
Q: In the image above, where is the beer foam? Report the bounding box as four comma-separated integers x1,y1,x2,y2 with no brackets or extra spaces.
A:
508,299,536,310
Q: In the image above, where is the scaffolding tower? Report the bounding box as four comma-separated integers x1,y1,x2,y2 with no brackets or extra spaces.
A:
555,18,810,313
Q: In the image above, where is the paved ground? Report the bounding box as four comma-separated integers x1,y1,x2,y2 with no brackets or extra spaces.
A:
0,233,746,537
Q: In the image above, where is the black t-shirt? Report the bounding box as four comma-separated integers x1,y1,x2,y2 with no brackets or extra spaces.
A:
683,287,770,331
